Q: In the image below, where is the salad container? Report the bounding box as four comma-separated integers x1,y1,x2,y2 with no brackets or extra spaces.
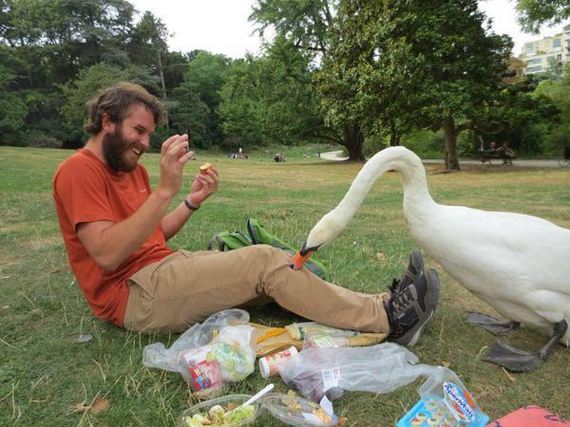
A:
261,392,338,426
178,394,259,427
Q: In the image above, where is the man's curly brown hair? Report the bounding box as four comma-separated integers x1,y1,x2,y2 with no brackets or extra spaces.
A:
84,82,166,135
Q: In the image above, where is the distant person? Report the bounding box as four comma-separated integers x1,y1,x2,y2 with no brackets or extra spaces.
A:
490,142,497,151
52,82,440,348
497,143,515,165
238,147,248,159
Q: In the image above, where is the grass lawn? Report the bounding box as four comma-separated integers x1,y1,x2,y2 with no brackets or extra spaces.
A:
1,146,569,426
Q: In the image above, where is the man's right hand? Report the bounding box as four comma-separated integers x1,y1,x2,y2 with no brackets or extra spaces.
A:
156,134,195,199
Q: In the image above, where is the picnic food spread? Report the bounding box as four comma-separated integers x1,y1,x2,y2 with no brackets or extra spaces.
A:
143,309,565,426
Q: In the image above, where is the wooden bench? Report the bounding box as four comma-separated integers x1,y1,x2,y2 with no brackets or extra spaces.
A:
479,149,515,165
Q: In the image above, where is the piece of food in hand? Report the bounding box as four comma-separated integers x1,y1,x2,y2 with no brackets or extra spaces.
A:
199,162,214,175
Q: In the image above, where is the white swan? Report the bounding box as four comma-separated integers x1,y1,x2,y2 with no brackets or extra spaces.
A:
293,146,570,371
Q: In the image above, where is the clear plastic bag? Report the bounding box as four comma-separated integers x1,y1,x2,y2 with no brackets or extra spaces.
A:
285,322,356,341
278,343,440,402
142,309,255,398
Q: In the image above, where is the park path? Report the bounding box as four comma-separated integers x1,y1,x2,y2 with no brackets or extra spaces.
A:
319,150,563,168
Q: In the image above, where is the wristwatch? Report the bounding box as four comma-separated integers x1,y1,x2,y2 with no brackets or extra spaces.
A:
184,198,201,211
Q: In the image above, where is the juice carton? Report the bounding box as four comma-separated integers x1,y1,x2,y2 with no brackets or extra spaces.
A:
397,367,489,427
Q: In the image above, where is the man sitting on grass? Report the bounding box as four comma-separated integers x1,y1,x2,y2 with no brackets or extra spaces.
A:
53,82,440,347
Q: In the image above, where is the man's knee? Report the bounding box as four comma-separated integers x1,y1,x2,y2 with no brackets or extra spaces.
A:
237,244,290,271
244,243,286,259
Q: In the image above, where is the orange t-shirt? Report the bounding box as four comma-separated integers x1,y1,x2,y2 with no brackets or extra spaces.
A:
53,149,173,326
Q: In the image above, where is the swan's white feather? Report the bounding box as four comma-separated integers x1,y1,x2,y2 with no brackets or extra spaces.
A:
305,146,570,343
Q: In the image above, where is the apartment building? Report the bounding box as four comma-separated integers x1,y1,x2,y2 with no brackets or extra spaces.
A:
519,24,570,74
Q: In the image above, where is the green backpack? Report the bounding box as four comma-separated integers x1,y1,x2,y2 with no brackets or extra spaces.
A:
207,218,330,280
207,230,252,252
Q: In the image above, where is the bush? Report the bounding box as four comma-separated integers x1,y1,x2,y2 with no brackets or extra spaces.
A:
363,133,387,157
400,130,444,158
28,134,63,149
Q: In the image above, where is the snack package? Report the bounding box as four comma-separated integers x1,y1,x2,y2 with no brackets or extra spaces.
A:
285,322,357,341
278,343,440,402
252,321,385,355
397,367,489,427
250,323,303,356
304,332,386,349
143,309,255,398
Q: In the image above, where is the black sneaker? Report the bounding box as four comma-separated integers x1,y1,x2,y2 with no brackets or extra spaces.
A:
388,249,424,294
385,269,440,346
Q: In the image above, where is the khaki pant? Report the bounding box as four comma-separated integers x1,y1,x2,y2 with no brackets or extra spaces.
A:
124,245,390,333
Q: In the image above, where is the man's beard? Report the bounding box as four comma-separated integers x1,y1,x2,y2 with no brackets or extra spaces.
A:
102,126,143,172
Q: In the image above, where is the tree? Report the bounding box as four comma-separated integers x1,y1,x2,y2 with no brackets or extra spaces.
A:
533,63,570,153
0,0,139,146
219,38,324,149
515,0,570,32
60,62,161,146
179,51,231,146
251,0,365,159
168,85,210,148
316,1,429,150
127,11,169,101
0,63,27,141
1,0,135,84
317,0,512,169
480,73,560,154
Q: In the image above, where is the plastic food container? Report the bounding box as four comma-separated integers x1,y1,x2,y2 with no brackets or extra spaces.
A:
396,368,489,427
178,394,259,426
261,392,338,426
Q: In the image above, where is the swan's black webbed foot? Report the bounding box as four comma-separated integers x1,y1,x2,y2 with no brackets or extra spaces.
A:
466,312,520,335
483,319,567,372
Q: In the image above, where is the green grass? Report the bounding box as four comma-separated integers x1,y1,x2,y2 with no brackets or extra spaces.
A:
1,146,569,426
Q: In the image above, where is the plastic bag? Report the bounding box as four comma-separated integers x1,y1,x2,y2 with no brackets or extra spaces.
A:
278,343,440,402
285,322,356,341
142,309,255,398
287,321,386,351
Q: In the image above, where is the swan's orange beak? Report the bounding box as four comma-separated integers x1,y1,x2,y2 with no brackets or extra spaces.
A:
291,244,315,270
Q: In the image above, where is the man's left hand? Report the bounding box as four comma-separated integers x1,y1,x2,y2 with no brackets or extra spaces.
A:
187,166,219,206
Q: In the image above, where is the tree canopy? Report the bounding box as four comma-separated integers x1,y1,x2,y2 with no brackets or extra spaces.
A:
0,0,567,163
515,0,570,32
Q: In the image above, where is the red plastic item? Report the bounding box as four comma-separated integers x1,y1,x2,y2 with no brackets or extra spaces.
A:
487,406,569,427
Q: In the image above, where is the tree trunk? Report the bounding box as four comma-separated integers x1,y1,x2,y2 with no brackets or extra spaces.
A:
343,123,365,161
442,116,460,170
156,48,169,129
389,120,400,146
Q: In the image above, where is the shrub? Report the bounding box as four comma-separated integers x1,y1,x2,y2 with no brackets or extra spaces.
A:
29,134,63,149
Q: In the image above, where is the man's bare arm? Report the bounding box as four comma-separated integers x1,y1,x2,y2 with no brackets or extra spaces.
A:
77,190,173,270
77,135,191,271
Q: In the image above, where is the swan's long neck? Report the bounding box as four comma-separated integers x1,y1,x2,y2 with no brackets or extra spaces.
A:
331,147,436,229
